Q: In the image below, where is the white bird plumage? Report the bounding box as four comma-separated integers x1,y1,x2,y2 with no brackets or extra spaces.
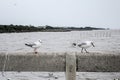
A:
25,40,42,54
72,41,95,53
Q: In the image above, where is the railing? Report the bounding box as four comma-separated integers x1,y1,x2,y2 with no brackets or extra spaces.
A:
0,52,120,80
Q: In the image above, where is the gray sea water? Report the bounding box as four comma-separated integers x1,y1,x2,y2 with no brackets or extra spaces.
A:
0,30,120,53
0,30,120,80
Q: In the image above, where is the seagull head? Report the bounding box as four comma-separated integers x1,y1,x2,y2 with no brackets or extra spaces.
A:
38,40,42,43
72,43,77,47
90,41,95,47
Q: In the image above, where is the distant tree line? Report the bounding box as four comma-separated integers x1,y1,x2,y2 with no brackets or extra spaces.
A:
0,24,44,33
0,24,106,33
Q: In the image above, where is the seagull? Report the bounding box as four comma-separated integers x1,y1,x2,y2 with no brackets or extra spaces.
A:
72,41,95,53
25,40,42,54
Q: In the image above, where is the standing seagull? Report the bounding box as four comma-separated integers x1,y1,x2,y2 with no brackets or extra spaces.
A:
72,41,95,53
25,40,42,54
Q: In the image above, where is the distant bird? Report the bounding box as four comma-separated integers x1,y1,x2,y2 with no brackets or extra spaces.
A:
48,73,53,77
25,40,42,54
72,41,95,53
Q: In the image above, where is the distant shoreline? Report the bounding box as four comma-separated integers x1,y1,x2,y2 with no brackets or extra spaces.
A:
0,24,107,33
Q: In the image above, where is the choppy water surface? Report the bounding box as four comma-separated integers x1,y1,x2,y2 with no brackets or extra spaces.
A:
0,30,120,53
0,30,120,80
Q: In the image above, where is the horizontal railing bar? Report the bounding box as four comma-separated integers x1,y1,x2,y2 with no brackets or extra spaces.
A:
0,52,120,72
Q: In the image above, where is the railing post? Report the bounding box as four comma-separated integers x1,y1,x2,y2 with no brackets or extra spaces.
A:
66,53,76,80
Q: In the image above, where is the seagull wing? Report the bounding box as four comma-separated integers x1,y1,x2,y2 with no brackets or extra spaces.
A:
78,42,87,47
25,43,36,47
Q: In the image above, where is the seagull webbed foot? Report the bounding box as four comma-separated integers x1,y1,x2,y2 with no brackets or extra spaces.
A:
34,52,38,54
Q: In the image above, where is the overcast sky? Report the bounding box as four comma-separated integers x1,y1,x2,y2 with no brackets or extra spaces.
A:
0,0,120,29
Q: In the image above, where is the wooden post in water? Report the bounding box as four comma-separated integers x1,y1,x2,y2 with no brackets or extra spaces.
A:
66,53,76,80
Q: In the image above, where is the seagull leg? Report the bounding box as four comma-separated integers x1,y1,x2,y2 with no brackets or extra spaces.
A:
81,48,83,53
84,49,89,53
34,48,37,54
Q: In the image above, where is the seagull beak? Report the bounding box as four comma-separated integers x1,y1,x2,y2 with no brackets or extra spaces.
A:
91,42,95,47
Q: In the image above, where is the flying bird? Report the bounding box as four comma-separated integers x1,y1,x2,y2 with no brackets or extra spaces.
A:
25,40,42,54
72,41,95,53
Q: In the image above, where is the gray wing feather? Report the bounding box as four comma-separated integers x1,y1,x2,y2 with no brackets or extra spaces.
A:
78,43,87,47
25,43,36,47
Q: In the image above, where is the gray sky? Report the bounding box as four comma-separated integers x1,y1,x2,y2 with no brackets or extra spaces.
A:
0,0,120,29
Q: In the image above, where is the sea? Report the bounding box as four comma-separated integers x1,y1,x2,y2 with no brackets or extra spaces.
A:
0,30,120,80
